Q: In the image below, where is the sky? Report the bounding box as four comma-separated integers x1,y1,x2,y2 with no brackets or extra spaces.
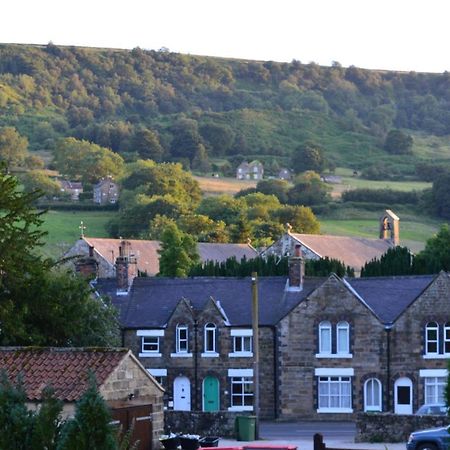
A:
2,0,449,73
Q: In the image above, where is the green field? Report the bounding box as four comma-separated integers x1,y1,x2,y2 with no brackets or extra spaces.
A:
40,210,116,259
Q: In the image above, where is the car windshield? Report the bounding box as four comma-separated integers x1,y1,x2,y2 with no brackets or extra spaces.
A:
416,404,447,415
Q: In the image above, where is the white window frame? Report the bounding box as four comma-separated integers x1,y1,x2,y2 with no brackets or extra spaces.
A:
137,329,163,357
364,378,382,412
229,329,253,357
318,321,332,355
425,322,439,355
318,376,352,413
424,376,446,404
444,323,450,355
171,324,193,357
204,323,216,353
228,369,254,411
337,321,350,355
147,368,167,387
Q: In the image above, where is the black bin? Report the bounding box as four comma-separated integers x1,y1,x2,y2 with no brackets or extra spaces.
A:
199,437,219,447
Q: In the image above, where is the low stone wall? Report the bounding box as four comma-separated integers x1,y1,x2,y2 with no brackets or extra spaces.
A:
165,411,250,438
356,413,449,443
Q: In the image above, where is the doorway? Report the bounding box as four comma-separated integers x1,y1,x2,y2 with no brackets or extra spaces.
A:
173,376,191,411
394,377,413,414
203,376,220,412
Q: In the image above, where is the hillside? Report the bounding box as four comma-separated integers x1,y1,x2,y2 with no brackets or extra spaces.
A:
0,43,449,178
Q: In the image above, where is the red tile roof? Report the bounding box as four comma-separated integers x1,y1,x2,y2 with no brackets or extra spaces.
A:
0,348,128,401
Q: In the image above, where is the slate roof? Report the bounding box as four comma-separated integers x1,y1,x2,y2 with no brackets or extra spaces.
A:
113,276,324,328
291,233,393,271
0,348,128,401
83,237,257,277
346,274,436,323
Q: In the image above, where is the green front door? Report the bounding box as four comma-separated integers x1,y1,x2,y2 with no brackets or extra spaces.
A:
203,376,219,412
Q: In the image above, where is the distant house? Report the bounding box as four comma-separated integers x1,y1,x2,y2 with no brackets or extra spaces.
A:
65,237,259,279
59,180,83,201
236,160,264,180
278,168,292,180
0,347,164,449
93,176,119,205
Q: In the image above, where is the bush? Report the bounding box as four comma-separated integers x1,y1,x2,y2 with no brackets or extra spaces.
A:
342,188,421,205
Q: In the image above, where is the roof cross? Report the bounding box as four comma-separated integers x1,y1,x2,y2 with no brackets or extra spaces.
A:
79,221,86,238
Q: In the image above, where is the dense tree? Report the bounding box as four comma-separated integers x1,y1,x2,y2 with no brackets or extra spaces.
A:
20,170,62,200
384,129,413,155
291,142,326,174
413,225,450,274
0,127,29,169
361,246,414,277
53,138,125,184
253,179,290,204
131,128,164,161
431,173,450,219
158,222,199,277
272,205,320,234
199,123,235,156
288,171,331,206
170,118,204,162
197,195,245,225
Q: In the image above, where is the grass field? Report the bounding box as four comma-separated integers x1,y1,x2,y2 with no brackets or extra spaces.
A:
194,176,257,196
40,210,116,259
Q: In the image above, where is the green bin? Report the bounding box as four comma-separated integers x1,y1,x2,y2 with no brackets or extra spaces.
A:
235,415,256,441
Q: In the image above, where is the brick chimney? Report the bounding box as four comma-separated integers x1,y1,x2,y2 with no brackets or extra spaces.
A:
115,240,137,294
75,245,98,279
287,244,304,291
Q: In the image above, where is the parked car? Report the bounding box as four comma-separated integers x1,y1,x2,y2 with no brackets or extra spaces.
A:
416,404,448,416
407,426,450,450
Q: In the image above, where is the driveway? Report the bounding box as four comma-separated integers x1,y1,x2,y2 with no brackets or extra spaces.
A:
219,421,406,450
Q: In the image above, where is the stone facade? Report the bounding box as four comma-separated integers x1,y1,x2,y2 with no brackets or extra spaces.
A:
101,353,164,450
123,297,277,419
93,177,119,205
277,275,386,419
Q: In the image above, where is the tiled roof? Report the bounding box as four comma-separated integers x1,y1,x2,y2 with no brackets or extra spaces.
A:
0,348,128,401
347,274,436,323
112,276,324,328
291,233,393,271
84,237,257,277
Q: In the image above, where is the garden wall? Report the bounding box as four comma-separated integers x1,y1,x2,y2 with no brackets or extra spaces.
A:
356,413,449,443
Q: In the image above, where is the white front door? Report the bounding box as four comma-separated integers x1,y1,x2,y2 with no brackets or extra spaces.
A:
394,377,413,414
173,376,191,411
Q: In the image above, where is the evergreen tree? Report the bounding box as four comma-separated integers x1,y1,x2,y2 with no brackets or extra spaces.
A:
58,375,118,450
361,246,413,277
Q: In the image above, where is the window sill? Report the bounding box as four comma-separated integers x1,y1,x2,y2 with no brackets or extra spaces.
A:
170,352,193,358
228,406,253,412
423,354,450,359
201,352,219,358
317,408,353,413
228,352,253,358
139,352,162,358
315,353,353,359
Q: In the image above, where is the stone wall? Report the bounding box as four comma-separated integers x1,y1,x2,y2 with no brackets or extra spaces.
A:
165,410,251,437
356,413,449,443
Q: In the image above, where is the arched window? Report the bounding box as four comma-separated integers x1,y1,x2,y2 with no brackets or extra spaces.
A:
425,322,439,355
364,378,382,412
204,323,216,353
444,322,450,354
319,321,332,354
337,321,350,354
176,324,189,353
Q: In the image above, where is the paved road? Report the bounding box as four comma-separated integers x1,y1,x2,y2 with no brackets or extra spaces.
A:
259,421,356,441
219,421,406,450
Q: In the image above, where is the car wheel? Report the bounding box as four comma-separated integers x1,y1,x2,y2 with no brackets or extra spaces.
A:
417,443,438,450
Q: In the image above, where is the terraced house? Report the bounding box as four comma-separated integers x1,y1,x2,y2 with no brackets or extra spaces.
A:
94,243,450,420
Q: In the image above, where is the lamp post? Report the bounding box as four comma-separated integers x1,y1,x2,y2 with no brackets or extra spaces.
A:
251,272,259,438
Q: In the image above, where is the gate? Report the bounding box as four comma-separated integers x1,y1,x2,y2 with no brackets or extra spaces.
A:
111,401,153,450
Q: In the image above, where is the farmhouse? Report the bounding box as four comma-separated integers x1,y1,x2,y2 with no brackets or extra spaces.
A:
93,176,119,204
236,160,264,180
0,347,164,449
261,210,400,274
95,247,450,420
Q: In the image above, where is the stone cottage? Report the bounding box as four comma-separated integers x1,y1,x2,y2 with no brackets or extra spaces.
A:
236,160,264,180
93,176,120,205
0,347,164,449
95,246,450,420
